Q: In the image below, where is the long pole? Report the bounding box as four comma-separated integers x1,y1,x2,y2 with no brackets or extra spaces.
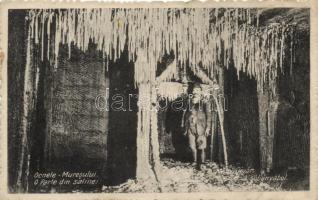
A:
210,103,216,162
213,94,228,169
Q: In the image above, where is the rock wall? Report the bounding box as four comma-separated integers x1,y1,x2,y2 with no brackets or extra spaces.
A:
258,30,310,174
48,44,108,168
224,67,260,168
8,10,28,191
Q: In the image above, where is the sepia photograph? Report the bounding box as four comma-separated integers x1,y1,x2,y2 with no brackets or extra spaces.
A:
4,5,312,195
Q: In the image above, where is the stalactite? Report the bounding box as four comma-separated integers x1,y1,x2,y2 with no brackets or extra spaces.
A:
136,84,152,180
150,86,162,191
25,8,298,180
17,20,40,191
27,8,296,88
290,31,294,76
156,82,184,101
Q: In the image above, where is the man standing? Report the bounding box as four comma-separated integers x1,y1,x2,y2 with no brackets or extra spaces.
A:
182,83,212,169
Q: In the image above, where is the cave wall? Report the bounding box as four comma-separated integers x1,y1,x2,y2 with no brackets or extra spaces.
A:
8,10,28,191
224,67,260,168
48,44,108,170
273,30,310,172
106,50,138,186
257,30,310,182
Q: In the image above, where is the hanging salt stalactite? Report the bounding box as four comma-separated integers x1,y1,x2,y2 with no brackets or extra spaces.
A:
26,9,298,138
135,45,163,183
156,82,184,101
27,8,296,89
150,85,162,191
17,18,43,191
136,83,153,180
290,28,294,76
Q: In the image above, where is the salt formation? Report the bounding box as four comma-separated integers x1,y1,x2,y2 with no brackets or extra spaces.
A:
27,8,295,91
157,82,184,101
24,8,296,177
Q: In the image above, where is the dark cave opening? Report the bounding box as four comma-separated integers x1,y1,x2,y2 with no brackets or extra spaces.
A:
106,49,138,186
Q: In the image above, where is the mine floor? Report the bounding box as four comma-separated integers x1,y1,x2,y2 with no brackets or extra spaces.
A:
102,158,305,192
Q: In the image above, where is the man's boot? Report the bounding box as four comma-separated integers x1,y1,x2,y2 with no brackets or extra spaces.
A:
201,150,206,164
192,149,197,165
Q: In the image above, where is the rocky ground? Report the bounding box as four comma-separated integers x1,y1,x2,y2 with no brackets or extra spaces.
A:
102,158,290,193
